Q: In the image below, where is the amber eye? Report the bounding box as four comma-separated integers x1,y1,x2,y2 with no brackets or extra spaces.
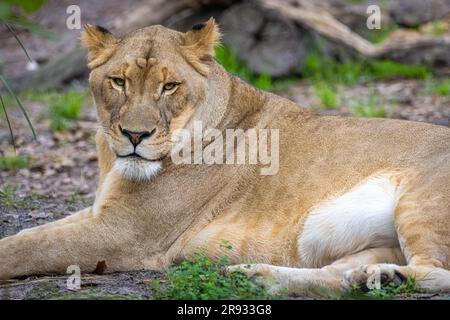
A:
163,82,178,92
112,77,125,87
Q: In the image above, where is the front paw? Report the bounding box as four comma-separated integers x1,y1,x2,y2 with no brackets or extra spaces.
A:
226,263,271,278
226,264,281,294
342,264,407,291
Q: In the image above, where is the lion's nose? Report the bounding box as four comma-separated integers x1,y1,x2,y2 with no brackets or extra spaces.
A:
120,127,155,147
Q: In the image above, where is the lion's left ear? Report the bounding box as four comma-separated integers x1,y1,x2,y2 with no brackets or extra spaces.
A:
181,18,221,76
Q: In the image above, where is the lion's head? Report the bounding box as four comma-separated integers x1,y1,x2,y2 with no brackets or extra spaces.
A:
81,19,221,181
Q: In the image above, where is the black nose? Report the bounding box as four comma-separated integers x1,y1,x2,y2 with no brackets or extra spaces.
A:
120,127,155,146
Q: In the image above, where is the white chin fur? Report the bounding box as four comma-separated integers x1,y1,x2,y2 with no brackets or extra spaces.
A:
113,158,162,181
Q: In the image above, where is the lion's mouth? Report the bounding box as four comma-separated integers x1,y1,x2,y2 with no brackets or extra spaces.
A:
117,152,166,162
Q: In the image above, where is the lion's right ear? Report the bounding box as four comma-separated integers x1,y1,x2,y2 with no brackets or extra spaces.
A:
81,24,118,69
181,18,221,76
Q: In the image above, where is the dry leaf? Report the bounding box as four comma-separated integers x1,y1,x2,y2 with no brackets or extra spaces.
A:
93,260,107,275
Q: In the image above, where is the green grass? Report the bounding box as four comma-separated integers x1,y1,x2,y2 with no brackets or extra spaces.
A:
215,46,297,91
1,89,87,132
215,46,432,107
426,78,450,96
67,191,89,205
302,53,364,85
368,60,429,80
152,243,277,300
303,52,430,86
351,92,386,118
0,185,16,207
215,46,253,82
21,90,60,105
428,21,448,36
0,154,29,170
251,73,273,91
344,277,420,300
215,46,274,90
0,74,36,140
48,91,86,132
21,90,86,131
313,81,340,109
0,93,16,110
0,185,40,209
302,53,429,110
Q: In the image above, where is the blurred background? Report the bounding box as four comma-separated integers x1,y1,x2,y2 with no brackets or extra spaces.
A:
0,0,449,299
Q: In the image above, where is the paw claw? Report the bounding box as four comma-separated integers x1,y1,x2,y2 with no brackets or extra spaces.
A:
342,264,407,291
392,271,407,286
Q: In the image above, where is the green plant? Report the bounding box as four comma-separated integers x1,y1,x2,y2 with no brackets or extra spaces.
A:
252,73,273,91
23,90,60,104
152,244,276,300
0,73,36,144
0,185,16,207
215,46,252,80
345,277,420,300
429,21,448,36
0,0,52,148
0,154,29,170
351,92,386,118
67,191,89,205
0,185,40,209
215,46,276,91
302,53,364,86
48,90,86,131
0,93,15,147
367,277,419,299
0,1,51,37
302,52,430,85
426,78,450,96
313,81,340,109
0,92,16,109
19,89,86,132
368,60,429,80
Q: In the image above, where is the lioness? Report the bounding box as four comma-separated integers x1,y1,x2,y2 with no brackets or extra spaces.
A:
1,19,450,296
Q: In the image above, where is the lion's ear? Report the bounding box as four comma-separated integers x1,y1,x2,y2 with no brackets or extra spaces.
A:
181,18,221,75
81,24,118,69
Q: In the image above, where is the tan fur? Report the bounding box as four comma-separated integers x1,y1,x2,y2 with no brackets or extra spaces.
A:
1,21,450,295
181,18,221,76
80,24,118,69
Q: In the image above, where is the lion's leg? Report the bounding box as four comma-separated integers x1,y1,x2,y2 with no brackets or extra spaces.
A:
95,129,115,187
344,173,450,292
342,263,450,292
229,247,405,296
0,215,140,279
18,207,92,235
16,131,115,237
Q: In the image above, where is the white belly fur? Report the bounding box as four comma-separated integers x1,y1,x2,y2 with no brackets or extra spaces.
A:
298,175,400,268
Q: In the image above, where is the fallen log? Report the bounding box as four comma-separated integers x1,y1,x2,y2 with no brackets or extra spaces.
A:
259,0,450,68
